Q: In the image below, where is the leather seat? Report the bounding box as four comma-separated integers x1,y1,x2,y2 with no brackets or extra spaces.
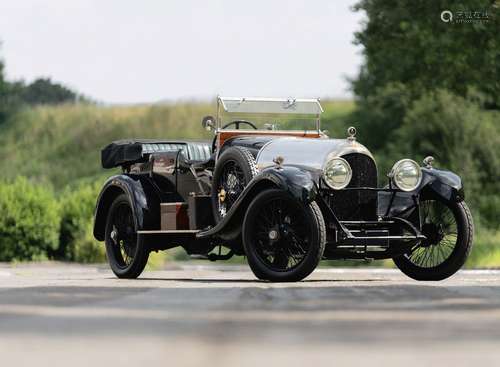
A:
186,142,215,170
186,142,212,162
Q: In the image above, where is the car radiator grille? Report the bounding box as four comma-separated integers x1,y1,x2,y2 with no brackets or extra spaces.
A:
325,153,378,221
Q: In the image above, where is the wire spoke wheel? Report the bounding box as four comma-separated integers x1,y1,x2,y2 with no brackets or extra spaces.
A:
251,197,311,272
406,199,458,268
218,160,246,217
393,196,473,281
243,189,326,282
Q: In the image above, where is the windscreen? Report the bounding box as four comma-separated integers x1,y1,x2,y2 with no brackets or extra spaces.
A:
219,113,319,131
218,97,322,131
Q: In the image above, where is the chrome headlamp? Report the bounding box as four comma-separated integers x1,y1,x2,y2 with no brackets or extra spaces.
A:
389,159,422,192
323,157,352,190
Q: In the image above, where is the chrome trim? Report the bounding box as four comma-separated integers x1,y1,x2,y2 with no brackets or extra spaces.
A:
347,126,357,141
217,96,323,115
389,159,422,192
423,156,435,169
323,157,352,190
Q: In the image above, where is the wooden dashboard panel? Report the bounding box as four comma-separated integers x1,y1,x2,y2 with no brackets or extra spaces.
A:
217,130,323,149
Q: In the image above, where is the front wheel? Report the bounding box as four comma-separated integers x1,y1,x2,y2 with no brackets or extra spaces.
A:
105,194,149,278
393,198,474,281
243,189,326,282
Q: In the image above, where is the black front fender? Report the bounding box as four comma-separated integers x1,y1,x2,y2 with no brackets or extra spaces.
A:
420,167,464,201
257,166,318,203
93,174,161,241
197,165,318,239
379,167,464,219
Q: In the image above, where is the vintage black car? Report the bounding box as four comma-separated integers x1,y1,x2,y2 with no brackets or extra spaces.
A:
94,96,473,282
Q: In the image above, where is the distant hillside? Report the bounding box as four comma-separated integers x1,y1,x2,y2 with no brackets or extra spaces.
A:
0,100,355,189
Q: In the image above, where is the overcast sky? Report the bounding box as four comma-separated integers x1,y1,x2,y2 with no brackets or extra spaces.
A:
0,0,364,104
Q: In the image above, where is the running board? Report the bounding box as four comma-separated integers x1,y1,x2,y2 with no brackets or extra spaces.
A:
341,220,395,225
137,229,200,234
339,234,426,246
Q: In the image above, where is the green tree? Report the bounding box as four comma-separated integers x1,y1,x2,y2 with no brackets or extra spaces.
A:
19,77,83,105
351,0,500,231
353,0,500,108
0,53,11,124
352,82,411,151
0,44,24,124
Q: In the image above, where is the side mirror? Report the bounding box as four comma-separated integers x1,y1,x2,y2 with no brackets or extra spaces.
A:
202,115,215,131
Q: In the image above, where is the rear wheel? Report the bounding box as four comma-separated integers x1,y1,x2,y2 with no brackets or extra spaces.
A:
243,189,326,282
105,194,149,278
393,198,473,281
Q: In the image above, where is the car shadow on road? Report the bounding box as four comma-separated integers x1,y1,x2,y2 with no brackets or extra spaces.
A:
134,277,389,283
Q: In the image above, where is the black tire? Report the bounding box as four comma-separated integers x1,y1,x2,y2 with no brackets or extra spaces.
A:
393,198,474,281
105,194,149,279
212,146,258,222
243,189,326,282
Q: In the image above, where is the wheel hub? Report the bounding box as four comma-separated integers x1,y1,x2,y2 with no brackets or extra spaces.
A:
268,229,279,241
218,188,226,203
110,226,118,244
422,223,444,246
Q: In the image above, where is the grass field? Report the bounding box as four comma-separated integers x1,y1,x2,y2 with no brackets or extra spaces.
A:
0,102,214,189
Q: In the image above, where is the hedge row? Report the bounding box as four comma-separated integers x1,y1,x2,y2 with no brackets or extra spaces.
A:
0,177,105,262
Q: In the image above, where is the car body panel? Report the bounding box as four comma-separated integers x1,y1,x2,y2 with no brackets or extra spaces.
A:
255,137,375,171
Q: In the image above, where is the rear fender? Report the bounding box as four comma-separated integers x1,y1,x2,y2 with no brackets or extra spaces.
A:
93,174,161,241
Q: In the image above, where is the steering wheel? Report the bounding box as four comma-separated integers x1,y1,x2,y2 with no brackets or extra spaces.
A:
221,120,258,130
210,120,258,154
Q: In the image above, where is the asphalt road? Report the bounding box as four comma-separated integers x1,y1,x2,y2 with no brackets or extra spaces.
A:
1,263,500,366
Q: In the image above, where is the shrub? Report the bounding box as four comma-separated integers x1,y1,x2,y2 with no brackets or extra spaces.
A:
0,177,60,261
56,182,106,262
